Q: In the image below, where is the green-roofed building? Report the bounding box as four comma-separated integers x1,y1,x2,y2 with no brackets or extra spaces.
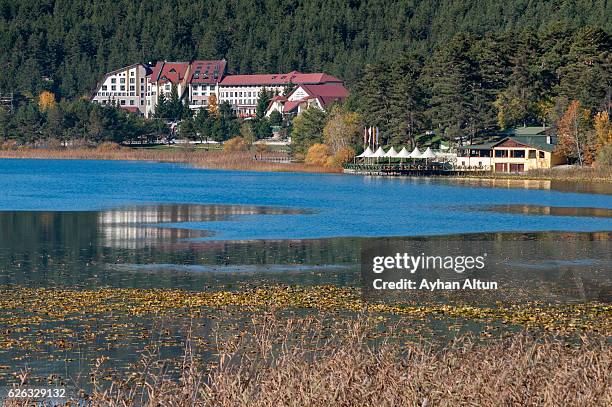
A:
456,127,566,173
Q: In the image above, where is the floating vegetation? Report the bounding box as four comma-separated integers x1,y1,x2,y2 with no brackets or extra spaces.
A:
0,285,609,344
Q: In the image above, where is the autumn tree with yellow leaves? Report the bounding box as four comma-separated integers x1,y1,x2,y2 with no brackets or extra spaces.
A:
208,94,219,117
38,91,56,112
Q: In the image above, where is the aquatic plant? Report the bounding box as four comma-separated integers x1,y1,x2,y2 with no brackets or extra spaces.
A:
4,316,610,406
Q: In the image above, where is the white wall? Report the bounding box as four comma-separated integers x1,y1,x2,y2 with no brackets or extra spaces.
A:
92,65,148,114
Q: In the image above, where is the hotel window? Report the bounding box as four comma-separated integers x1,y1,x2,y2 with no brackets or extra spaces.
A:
512,149,525,158
165,84,170,91
141,78,144,83
494,150,508,158
102,85,107,90
120,86,125,91
130,71,135,76
120,100,126,105
130,100,135,105
140,100,144,105
120,78,125,83
111,78,116,83
528,150,536,159
130,78,135,83
539,151,545,159
111,85,116,91
130,86,135,91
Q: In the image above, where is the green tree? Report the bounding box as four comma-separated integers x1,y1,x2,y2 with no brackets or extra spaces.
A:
269,110,283,127
0,106,9,142
388,53,425,147
179,117,197,141
290,107,327,155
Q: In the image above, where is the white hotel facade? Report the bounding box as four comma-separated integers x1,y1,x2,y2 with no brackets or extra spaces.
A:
91,60,347,118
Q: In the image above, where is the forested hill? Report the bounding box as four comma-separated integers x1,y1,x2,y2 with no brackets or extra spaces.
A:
0,0,610,98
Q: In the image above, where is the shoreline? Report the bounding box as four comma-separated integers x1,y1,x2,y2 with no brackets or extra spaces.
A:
0,148,610,184
0,147,341,174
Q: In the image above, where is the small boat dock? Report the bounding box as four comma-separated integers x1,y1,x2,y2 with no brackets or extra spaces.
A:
343,163,490,177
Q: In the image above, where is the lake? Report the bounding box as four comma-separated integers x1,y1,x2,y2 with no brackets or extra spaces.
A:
0,159,610,388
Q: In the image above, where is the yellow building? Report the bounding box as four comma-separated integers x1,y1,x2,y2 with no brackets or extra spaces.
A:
490,136,566,172
456,127,566,173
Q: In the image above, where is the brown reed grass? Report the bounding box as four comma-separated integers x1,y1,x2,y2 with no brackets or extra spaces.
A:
6,315,609,406
0,147,341,174
483,165,612,183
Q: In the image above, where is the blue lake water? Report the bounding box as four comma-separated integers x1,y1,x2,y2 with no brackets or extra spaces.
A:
0,159,611,240
0,158,610,387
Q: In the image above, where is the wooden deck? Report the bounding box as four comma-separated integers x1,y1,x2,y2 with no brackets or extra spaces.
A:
343,163,490,176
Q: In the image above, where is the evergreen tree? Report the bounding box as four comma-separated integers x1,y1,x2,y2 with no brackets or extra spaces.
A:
290,107,327,155
387,53,425,147
155,93,169,119
557,27,611,113
423,35,476,144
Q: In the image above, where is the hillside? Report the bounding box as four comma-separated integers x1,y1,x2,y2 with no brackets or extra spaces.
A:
0,0,610,98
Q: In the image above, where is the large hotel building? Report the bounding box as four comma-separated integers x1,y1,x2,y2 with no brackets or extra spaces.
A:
91,60,348,118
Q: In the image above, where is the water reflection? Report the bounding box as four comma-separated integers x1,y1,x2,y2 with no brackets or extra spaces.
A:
484,204,612,218
0,204,609,300
0,204,610,388
433,177,612,194
97,204,310,248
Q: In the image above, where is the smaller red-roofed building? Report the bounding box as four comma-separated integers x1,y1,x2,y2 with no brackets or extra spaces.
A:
265,83,348,117
218,71,344,117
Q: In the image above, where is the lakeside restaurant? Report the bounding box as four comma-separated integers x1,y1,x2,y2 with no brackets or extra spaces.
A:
456,127,566,173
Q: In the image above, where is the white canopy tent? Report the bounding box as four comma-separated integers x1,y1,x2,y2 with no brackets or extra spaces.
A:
420,147,436,159
397,147,411,159
384,146,399,157
356,146,374,158
372,146,386,159
408,147,422,159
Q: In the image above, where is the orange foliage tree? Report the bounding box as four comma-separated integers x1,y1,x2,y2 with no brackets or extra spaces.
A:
593,111,612,150
555,100,595,165
305,143,331,166
208,94,219,117
38,91,56,112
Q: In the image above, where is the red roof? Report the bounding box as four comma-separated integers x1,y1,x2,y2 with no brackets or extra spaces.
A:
150,61,190,84
121,106,141,113
287,84,349,110
220,70,343,86
188,60,227,84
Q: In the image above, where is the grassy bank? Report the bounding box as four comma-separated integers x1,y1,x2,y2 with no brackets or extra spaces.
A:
1,147,609,182
4,316,611,406
0,147,340,174
461,166,612,183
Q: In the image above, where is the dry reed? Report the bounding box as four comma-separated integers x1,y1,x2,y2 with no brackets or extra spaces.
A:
6,315,609,406
0,147,341,174
481,165,612,183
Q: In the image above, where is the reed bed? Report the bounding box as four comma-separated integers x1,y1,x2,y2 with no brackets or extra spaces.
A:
479,165,612,183
5,316,610,406
0,147,340,174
